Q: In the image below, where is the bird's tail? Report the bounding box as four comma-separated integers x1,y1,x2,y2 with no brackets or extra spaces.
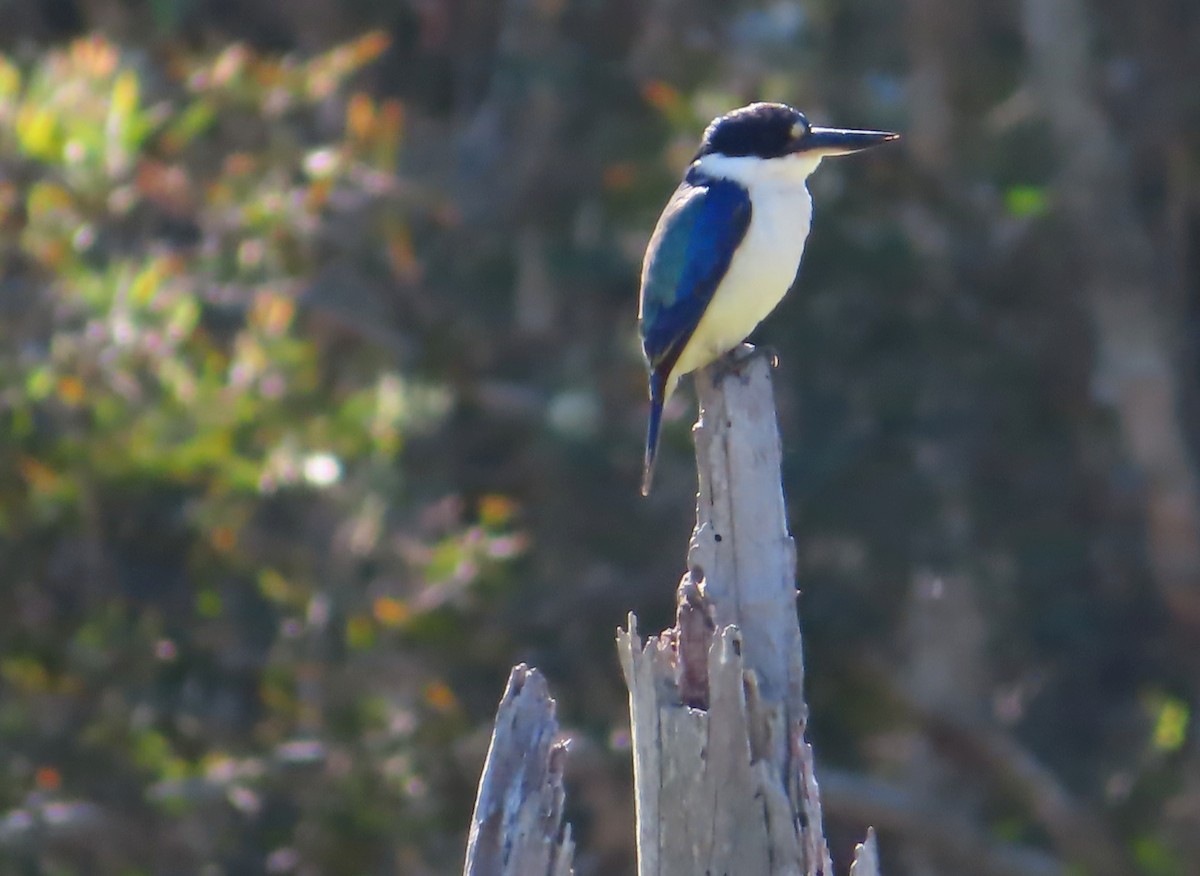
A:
641,371,665,496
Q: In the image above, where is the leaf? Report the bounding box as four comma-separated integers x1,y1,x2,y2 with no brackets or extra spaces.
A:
1133,835,1185,876
107,69,141,175
1152,696,1188,753
130,258,166,305
0,55,20,101
16,106,60,161
111,69,139,119
1004,185,1050,218
161,100,215,152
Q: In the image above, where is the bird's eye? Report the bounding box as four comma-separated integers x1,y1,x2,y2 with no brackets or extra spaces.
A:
790,120,807,140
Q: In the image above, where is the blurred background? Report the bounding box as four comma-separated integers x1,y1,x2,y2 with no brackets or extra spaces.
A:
1,0,1198,874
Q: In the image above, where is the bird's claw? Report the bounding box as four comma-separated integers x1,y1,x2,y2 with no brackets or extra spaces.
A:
710,344,779,384
709,349,747,384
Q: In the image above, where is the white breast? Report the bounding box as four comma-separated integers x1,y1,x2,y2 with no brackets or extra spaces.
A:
666,152,818,396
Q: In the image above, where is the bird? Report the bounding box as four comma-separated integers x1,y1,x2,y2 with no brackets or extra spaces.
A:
638,102,898,495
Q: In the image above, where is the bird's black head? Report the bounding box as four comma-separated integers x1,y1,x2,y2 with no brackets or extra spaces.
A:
695,103,810,160
694,102,899,162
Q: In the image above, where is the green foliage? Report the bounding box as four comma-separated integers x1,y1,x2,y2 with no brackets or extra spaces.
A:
1003,184,1050,218
0,32,521,874
1147,693,1189,754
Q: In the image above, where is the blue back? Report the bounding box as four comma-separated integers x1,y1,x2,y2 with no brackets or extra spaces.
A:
638,174,751,374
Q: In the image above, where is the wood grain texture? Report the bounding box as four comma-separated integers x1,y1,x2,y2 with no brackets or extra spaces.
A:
849,829,880,876
619,346,873,876
463,664,574,876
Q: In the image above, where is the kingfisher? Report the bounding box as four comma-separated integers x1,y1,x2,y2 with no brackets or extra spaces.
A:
638,102,898,495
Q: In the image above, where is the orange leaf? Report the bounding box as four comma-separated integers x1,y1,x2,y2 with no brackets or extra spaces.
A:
641,80,682,114
346,93,376,141
385,224,421,284
424,681,458,713
251,291,296,336
349,31,391,66
372,596,410,627
18,457,60,492
56,376,85,406
478,494,517,527
211,527,237,553
70,35,118,78
35,767,61,792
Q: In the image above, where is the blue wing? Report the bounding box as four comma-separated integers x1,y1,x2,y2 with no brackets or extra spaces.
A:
638,176,752,375
637,175,751,494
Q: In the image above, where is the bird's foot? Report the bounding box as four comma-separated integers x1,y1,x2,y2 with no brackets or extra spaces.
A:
710,343,777,384
708,350,744,385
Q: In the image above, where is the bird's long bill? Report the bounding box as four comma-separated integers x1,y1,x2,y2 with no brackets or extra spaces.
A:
803,127,899,157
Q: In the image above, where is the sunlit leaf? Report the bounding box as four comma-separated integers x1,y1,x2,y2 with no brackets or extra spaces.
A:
306,31,390,100
56,376,86,406
25,367,55,400
34,766,62,791
346,616,375,650
211,44,250,88
346,93,375,141
165,295,200,342
1004,185,1050,218
162,99,216,152
111,69,139,119
130,258,166,305
423,681,458,714
24,180,74,218
258,569,299,606
1133,835,1185,876
16,106,60,161
372,597,410,628
70,35,118,79
1152,696,1189,753
1,656,50,693
349,31,391,66
478,494,517,528
0,55,20,101
250,291,295,336
642,80,683,114
371,98,404,170
195,588,223,618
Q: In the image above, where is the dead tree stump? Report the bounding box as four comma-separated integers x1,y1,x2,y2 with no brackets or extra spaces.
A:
464,347,878,876
617,346,880,876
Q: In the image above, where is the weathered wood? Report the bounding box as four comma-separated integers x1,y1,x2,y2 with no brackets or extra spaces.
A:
463,664,574,876
618,345,875,876
689,348,805,722
849,829,881,876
